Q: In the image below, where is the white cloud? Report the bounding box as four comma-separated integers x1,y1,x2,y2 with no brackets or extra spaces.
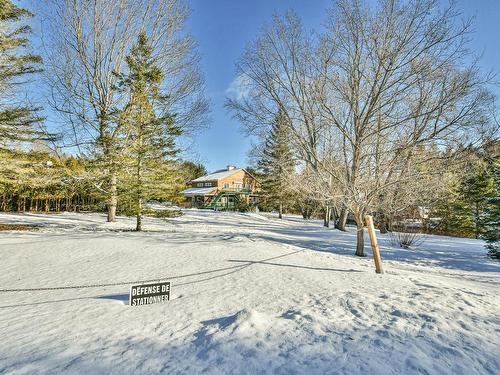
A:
225,73,253,100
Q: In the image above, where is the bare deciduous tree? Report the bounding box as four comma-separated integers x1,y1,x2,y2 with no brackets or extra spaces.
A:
227,0,493,256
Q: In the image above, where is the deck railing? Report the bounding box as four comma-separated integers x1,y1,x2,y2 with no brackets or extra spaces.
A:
217,187,253,194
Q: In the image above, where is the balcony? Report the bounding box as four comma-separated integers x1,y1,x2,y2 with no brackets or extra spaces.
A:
218,187,253,194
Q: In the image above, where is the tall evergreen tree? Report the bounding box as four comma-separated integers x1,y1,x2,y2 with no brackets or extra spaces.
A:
182,161,207,181
257,109,295,219
460,168,495,239
481,141,499,259
432,144,497,239
0,0,43,146
117,32,179,231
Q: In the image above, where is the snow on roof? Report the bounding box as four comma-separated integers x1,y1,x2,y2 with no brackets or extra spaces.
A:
191,168,242,182
180,187,217,196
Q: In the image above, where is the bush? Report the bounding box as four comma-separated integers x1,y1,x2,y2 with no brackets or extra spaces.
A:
233,195,250,212
389,223,425,249
485,236,499,259
481,204,499,260
487,246,500,260
148,208,183,219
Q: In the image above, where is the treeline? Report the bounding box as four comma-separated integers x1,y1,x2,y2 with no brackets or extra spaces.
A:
257,135,499,232
0,147,205,215
0,149,99,213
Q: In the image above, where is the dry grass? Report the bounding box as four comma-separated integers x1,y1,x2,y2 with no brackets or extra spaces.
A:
0,224,38,231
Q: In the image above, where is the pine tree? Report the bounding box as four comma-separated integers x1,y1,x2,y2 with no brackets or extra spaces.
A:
481,142,499,259
117,33,179,231
182,161,207,181
257,109,295,219
432,147,496,239
461,167,495,238
0,0,43,145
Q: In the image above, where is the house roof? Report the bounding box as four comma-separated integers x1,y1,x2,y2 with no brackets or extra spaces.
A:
191,168,242,182
181,187,217,196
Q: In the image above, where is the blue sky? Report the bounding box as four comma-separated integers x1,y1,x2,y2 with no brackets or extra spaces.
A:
187,0,499,172
186,0,332,171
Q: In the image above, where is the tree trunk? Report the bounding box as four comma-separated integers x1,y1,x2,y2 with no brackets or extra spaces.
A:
336,207,348,231
135,148,143,231
378,214,388,234
107,172,117,222
324,205,330,227
376,211,390,234
474,201,479,239
355,217,365,257
379,221,388,234
278,203,283,219
136,198,142,231
330,206,337,225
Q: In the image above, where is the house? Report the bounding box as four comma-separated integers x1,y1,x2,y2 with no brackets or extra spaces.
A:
181,166,260,209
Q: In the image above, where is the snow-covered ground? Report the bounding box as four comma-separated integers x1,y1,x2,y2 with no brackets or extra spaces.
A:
0,210,498,374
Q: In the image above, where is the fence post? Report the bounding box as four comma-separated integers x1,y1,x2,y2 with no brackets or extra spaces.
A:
365,215,384,274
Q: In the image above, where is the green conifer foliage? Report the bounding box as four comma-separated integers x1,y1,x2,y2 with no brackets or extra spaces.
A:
257,109,295,218
460,167,495,239
0,0,43,145
116,33,180,231
432,144,496,239
481,142,499,259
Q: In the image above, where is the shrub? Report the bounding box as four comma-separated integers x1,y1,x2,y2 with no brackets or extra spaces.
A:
389,222,425,249
149,208,183,219
233,195,250,212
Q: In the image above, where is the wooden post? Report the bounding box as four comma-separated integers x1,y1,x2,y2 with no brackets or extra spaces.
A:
365,215,384,274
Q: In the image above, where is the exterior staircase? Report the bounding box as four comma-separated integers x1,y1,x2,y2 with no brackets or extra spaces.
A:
203,188,253,210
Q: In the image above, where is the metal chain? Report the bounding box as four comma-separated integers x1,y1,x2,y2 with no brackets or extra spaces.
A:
0,278,166,293
0,263,253,293
0,249,304,293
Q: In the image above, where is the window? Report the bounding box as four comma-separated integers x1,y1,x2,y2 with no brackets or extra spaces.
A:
234,183,242,192
223,183,229,189
204,182,211,187
197,183,203,187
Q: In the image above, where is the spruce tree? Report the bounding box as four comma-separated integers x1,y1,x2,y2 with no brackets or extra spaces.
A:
118,33,181,231
257,109,295,219
432,147,496,239
481,142,499,259
459,167,495,239
182,161,207,180
0,0,43,145
117,32,179,231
